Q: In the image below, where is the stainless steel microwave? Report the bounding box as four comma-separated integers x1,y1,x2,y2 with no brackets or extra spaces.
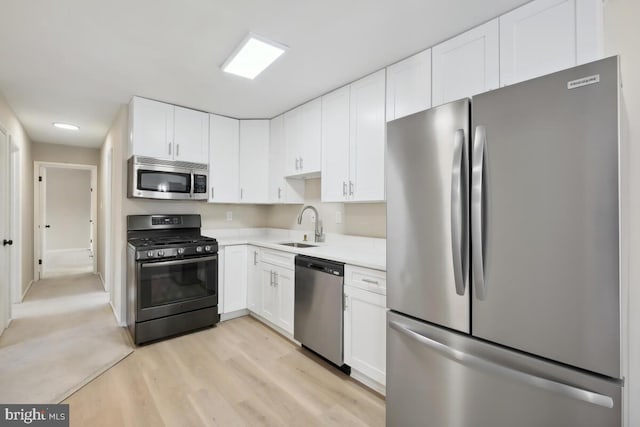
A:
127,156,208,200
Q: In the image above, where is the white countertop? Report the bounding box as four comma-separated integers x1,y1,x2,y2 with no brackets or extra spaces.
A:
202,228,386,271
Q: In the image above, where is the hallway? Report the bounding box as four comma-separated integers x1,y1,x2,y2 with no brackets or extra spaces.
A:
0,273,132,403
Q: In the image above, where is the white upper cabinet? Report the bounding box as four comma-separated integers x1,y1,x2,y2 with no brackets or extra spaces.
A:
269,115,304,204
208,114,240,203
321,71,386,203
500,0,602,87
386,49,432,121
321,85,351,202
129,97,209,163
173,106,209,163
349,69,386,202
284,98,322,177
432,20,499,106
129,96,175,160
239,120,270,203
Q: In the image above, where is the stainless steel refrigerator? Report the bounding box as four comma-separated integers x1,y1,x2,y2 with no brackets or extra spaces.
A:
386,57,623,427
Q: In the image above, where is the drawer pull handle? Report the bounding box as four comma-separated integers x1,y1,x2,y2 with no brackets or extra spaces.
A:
362,278,379,285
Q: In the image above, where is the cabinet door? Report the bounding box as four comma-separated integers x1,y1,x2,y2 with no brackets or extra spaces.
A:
270,115,305,203
239,120,270,203
223,245,248,313
174,106,209,163
500,0,576,86
284,107,302,176
386,49,432,121
261,265,277,322
344,285,387,385
432,20,499,106
299,98,322,174
274,266,295,335
130,97,174,160
321,86,351,202
209,114,240,203
349,70,386,202
247,247,262,314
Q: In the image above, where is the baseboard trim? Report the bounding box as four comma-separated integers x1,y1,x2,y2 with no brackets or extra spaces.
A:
109,301,124,326
220,309,249,322
97,272,107,291
21,280,33,301
349,368,386,396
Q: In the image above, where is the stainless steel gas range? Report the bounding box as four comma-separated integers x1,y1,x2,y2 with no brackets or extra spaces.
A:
126,214,219,345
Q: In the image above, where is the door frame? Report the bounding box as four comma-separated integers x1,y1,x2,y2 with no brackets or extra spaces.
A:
0,124,10,331
33,161,98,280
9,135,22,304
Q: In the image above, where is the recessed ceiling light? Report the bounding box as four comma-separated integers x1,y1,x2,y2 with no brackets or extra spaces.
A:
222,33,287,80
53,122,80,131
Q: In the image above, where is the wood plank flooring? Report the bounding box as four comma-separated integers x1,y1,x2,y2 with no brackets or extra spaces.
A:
64,316,385,426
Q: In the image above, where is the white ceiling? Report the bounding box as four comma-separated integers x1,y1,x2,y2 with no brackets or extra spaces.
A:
0,0,530,148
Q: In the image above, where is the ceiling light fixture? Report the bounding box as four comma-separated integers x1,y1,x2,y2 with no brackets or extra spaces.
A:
222,33,287,80
53,122,80,131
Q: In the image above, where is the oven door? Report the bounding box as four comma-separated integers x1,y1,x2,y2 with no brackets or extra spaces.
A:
136,255,218,322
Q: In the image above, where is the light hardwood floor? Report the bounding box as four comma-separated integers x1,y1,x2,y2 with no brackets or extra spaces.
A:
64,316,385,426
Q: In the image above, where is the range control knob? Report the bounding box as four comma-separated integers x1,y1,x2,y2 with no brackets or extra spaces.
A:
177,248,185,255
196,246,203,253
158,250,164,257
205,245,212,252
147,251,154,258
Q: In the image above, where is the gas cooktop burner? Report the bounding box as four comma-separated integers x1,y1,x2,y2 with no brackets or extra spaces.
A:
128,235,216,247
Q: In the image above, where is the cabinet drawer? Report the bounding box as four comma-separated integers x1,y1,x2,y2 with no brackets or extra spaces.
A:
261,248,296,270
345,265,386,295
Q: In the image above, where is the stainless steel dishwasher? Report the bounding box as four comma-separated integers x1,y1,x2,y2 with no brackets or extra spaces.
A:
294,255,348,370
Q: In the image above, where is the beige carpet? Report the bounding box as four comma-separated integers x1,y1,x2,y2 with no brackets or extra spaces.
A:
0,273,133,403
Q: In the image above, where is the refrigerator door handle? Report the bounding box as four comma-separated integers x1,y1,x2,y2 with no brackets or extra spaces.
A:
388,319,615,409
472,125,487,300
451,128,467,296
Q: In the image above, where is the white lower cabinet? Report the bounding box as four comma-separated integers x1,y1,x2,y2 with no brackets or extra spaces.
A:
248,248,295,336
344,266,387,392
222,245,248,314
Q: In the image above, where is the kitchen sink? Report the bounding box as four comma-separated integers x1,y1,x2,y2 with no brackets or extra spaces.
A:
279,242,318,248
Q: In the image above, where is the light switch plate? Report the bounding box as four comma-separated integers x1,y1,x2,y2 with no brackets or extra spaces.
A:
226,211,233,221
335,211,343,224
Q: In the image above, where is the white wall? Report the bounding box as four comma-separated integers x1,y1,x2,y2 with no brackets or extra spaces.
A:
33,142,100,166
44,168,91,250
603,1,640,425
0,91,33,297
266,179,386,238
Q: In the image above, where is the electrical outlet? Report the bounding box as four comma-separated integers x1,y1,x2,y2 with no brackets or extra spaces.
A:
226,211,233,221
335,211,343,224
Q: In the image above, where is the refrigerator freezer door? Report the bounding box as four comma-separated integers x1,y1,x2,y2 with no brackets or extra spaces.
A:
387,311,622,427
471,57,620,378
387,99,470,333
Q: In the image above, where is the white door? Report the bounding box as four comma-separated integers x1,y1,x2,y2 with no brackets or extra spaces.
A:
344,285,387,385
209,114,240,203
130,97,175,160
275,266,294,334
269,115,286,202
173,106,209,163
500,0,577,86
247,247,262,314
41,166,93,277
0,127,10,332
432,19,499,106
349,69,386,202
239,120,269,203
321,86,351,202
386,48,432,121
284,107,302,176
299,98,322,174
261,265,276,322
223,245,248,313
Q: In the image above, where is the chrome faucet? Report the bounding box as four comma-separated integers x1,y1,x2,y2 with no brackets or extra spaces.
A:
297,205,325,243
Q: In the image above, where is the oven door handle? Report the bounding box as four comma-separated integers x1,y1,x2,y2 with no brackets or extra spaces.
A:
141,255,218,268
